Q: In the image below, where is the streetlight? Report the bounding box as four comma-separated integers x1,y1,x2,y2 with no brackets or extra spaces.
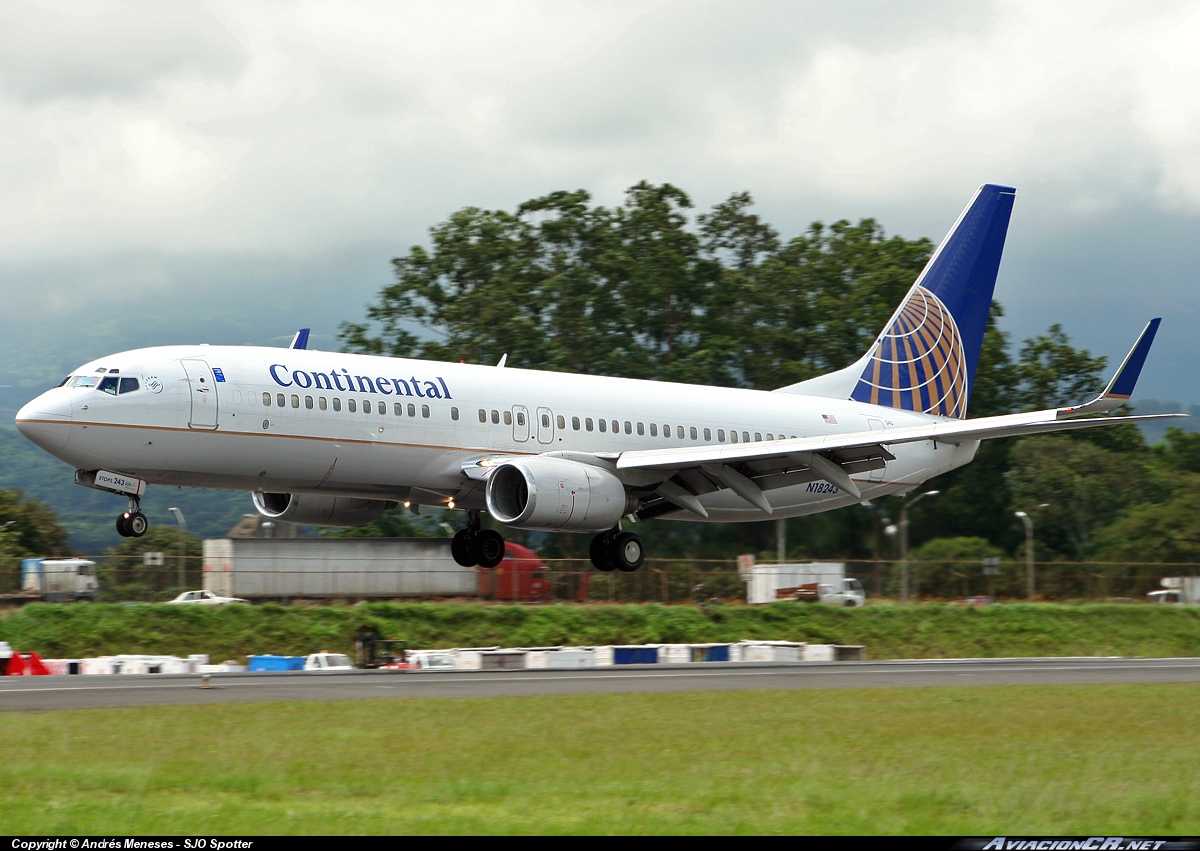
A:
1014,504,1050,601
899,490,939,604
168,507,187,591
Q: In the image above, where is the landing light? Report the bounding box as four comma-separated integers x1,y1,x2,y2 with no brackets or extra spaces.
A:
447,499,456,510
476,459,496,468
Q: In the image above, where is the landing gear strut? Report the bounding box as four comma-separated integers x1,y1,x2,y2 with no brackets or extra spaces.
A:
116,497,148,538
451,510,506,569
589,527,644,572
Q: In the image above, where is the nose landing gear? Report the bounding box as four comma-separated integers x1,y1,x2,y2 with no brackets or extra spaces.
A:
116,497,148,538
450,511,506,568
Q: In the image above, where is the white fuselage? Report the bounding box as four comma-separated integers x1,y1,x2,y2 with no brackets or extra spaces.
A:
16,345,979,523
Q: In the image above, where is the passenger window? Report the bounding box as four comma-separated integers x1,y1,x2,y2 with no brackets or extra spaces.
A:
348,399,357,413
585,418,593,432
765,433,773,441
263,392,272,406
305,396,314,410
408,404,417,417
491,410,499,424
363,400,372,414
743,431,750,443
379,402,386,416
650,423,657,437
679,426,686,439
755,432,762,442
637,422,644,436
703,428,711,441
611,420,619,433
290,395,299,408
451,407,460,421
599,419,607,433
119,377,140,394
478,409,487,423
624,421,632,434
319,397,328,411
557,415,565,429
333,398,342,412
572,417,580,430
277,394,285,407
422,405,430,418
98,376,119,395
663,424,670,438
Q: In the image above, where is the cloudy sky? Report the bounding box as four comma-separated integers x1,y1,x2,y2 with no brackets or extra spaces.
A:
2,0,1197,406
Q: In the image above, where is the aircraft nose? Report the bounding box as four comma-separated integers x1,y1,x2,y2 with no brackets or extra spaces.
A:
15,388,73,454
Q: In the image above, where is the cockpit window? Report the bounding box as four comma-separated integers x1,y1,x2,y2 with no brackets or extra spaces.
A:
71,376,98,388
119,377,140,394
98,376,119,395
57,375,72,388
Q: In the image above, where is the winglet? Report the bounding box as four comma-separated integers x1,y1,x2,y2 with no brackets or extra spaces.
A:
1058,318,1161,419
290,328,311,350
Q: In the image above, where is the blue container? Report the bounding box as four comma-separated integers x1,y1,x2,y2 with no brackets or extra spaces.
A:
613,646,658,665
702,645,729,662
248,655,305,672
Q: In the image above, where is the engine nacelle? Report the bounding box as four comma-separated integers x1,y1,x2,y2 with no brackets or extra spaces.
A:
485,457,635,532
252,492,396,527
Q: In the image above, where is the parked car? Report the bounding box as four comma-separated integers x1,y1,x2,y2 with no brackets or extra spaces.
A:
166,589,249,606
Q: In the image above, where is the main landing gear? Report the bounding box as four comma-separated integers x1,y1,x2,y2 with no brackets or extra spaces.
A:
589,528,644,573
116,497,148,538
451,511,506,568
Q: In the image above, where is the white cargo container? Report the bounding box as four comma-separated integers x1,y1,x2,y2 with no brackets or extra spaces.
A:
5,559,100,603
203,537,479,600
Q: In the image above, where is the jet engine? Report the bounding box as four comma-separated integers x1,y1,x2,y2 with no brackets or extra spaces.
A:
485,457,636,532
252,492,396,527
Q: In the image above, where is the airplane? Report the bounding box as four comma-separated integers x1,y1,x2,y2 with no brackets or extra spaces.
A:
15,184,1183,572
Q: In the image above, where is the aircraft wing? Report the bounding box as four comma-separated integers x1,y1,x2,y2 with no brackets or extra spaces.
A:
613,318,1182,515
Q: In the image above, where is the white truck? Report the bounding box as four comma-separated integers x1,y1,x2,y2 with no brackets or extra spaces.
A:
743,561,865,607
1148,577,1200,605
0,559,100,603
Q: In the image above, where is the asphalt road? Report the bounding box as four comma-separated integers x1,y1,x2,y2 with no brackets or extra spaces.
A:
2,657,1198,711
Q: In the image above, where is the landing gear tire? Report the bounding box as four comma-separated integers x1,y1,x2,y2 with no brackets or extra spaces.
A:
127,512,148,537
589,533,616,572
451,530,477,567
472,529,506,569
116,513,132,537
610,532,644,572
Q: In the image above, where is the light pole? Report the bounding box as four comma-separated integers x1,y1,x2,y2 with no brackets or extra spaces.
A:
168,507,187,591
1014,505,1049,601
899,490,939,604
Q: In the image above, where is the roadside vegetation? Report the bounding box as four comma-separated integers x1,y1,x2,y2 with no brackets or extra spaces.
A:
3,685,1198,834
2,601,1198,662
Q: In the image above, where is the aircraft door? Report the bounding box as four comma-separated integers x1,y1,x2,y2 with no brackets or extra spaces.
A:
866,418,887,482
512,405,529,442
536,407,554,444
180,358,219,430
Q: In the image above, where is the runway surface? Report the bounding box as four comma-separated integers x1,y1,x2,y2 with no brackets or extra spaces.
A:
2,657,1199,711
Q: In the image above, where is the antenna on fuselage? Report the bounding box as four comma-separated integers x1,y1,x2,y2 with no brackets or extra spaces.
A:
289,328,311,350
496,354,507,368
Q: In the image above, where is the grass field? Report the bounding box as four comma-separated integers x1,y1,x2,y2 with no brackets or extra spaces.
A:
4,601,1200,662
4,684,1198,834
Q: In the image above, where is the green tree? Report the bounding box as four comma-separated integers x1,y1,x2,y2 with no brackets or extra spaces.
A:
101,526,203,602
908,536,1009,599
0,488,71,558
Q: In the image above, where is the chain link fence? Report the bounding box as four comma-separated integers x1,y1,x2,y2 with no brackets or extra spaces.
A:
2,554,1196,604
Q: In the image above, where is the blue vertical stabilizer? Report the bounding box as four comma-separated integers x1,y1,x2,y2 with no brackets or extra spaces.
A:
848,184,1015,418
